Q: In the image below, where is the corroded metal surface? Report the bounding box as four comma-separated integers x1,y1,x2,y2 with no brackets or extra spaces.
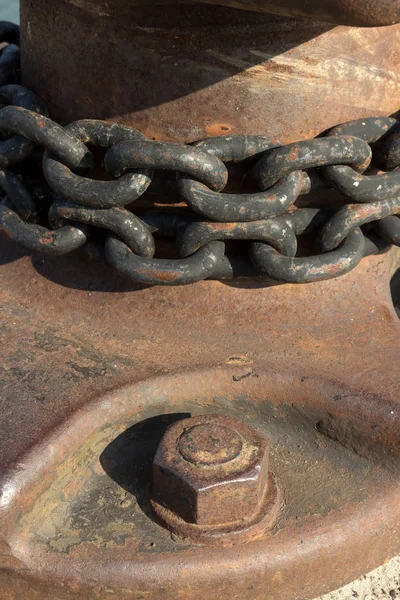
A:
0,237,399,599
20,0,400,143
0,1,399,598
52,0,400,27
196,0,400,27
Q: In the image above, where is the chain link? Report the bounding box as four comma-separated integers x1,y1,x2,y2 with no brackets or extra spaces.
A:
0,22,399,286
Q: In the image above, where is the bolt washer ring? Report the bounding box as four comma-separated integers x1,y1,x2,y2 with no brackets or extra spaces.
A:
151,471,282,546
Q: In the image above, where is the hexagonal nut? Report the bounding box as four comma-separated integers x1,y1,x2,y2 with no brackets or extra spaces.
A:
151,414,270,527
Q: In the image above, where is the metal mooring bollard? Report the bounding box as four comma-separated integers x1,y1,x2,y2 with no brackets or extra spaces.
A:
0,1,399,599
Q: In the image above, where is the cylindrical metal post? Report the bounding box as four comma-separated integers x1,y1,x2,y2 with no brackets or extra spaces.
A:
20,0,400,143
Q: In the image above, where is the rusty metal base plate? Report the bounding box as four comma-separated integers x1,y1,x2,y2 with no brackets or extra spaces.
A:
0,238,399,600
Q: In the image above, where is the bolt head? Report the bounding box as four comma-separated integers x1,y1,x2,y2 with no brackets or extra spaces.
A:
152,414,270,526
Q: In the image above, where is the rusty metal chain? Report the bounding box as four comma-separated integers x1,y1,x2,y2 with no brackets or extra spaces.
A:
0,22,399,286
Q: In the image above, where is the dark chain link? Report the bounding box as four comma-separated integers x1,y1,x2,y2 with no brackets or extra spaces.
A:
0,22,399,286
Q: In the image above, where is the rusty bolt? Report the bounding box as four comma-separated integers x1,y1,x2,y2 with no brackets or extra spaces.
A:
151,414,270,527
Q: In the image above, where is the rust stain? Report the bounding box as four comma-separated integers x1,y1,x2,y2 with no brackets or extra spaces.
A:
203,123,233,137
138,268,180,282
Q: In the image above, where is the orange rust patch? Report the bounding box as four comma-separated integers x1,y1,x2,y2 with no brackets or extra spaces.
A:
204,123,232,137
138,269,180,282
208,222,235,232
0,226,14,239
36,116,48,129
41,233,56,245
286,146,300,161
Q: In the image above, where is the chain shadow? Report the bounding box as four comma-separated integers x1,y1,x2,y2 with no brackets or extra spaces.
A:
30,250,283,291
30,246,152,292
391,268,400,318
0,236,31,265
26,236,284,291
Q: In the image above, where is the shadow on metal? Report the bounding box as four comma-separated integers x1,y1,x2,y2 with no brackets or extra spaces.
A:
100,412,191,521
390,267,400,317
